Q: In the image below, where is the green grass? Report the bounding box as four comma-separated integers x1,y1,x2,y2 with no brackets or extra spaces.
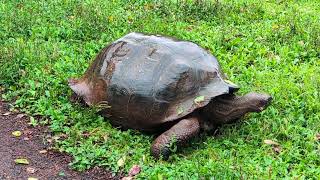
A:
1,0,319,179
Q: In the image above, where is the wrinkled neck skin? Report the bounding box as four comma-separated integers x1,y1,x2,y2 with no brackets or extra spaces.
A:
68,77,107,106
200,92,272,128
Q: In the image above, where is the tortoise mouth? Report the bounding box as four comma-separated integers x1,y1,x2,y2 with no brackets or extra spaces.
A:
257,95,272,112
70,92,88,107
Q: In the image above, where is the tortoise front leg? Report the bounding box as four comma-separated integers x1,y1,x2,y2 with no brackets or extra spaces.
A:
151,117,200,159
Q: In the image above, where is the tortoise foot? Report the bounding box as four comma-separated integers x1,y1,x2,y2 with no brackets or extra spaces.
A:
151,117,200,159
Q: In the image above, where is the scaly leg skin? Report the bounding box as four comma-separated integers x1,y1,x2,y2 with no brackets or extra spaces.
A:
151,117,200,160
202,92,272,125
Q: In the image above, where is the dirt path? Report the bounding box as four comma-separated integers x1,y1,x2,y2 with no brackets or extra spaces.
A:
0,99,121,180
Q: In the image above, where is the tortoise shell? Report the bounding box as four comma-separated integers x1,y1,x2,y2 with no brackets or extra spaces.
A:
69,32,238,132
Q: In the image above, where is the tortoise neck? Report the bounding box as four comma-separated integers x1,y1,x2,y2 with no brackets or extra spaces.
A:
211,94,253,122
201,93,271,126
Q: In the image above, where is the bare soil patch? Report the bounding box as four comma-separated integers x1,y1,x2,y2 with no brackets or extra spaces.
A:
0,99,121,180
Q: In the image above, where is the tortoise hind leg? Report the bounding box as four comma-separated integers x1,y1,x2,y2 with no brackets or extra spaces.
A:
151,117,200,159
202,92,272,125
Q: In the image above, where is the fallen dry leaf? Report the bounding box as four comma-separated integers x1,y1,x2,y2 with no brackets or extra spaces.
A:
272,146,282,154
103,134,108,141
264,139,282,154
26,167,36,174
28,177,38,180
316,134,320,141
264,139,279,146
39,150,47,154
12,130,22,137
121,177,133,180
128,165,141,176
117,156,126,167
3,112,10,116
15,158,29,165
16,114,25,118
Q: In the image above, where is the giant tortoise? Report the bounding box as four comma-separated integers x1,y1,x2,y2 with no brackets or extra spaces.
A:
68,32,272,159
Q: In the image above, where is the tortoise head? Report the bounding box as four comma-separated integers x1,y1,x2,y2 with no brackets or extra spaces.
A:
245,92,273,112
68,77,107,106
68,78,93,106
